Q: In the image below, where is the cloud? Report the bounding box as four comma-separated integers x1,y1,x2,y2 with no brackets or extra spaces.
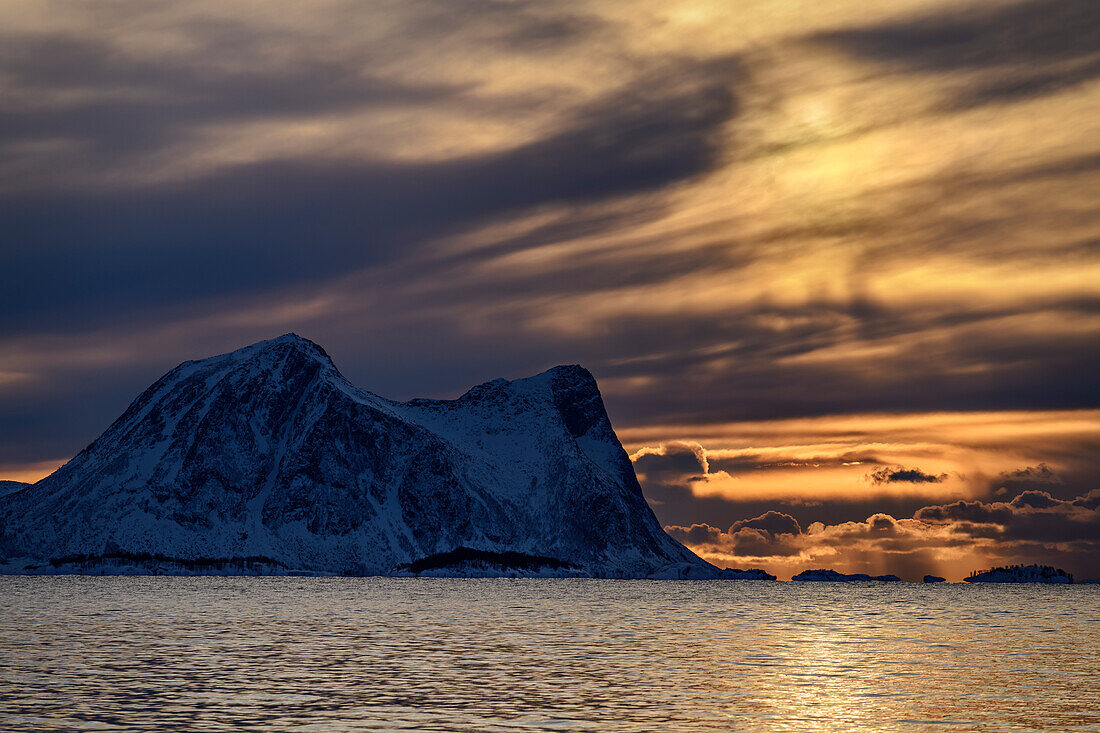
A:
631,433,976,507
914,500,1013,525
0,31,465,165
1008,490,1060,509
630,441,709,477
730,510,802,537
814,0,1100,109
992,463,1061,494
868,466,948,485
1071,490,1100,511
668,489,1100,581
667,510,805,559
622,410,1100,544
0,49,741,338
667,523,722,546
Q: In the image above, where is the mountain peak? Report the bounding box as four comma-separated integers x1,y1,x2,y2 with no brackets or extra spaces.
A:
239,332,330,360
511,364,597,392
268,332,314,346
545,363,594,381
168,333,339,382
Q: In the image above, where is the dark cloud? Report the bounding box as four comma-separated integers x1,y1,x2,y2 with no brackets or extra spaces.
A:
1072,490,1100,511
393,0,608,52
992,464,1061,494
590,295,1100,430
914,500,1013,525
814,0,1100,109
0,32,464,162
868,467,948,485
0,371,153,465
666,510,804,563
665,519,804,559
867,514,898,533
1008,490,1061,509
0,1,607,164
632,442,708,482
729,510,802,537
630,442,753,526
486,12,608,51
916,491,1100,545
724,528,800,558
0,51,741,338
666,523,722,547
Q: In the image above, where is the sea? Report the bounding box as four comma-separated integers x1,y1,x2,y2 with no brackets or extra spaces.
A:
1,577,1097,732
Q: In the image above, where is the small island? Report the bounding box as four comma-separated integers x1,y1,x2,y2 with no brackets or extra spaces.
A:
719,568,776,580
964,564,1073,584
792,569,901,582
923,575,946,583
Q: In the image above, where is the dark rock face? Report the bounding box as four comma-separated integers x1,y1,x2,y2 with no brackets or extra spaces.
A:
0,334,716,577
792,569,901,582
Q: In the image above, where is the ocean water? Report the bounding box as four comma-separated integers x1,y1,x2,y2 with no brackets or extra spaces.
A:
1,578,1097,732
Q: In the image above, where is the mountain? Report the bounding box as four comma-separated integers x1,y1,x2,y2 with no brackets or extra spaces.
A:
0,334,723,578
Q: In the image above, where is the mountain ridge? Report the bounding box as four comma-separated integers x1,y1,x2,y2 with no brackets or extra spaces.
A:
0,334,726,578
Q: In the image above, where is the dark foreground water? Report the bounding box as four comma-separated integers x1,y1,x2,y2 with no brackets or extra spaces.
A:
1,578,1098,732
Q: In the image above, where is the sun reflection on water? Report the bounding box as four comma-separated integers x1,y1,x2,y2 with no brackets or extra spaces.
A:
0,577,1097,732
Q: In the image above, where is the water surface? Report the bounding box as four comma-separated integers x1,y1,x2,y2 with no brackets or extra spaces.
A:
1,577,1097,731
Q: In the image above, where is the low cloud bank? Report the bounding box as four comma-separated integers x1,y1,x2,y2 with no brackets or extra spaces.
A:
666,489,1100,581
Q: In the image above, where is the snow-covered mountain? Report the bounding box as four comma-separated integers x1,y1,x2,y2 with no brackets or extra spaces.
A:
0,334,723,577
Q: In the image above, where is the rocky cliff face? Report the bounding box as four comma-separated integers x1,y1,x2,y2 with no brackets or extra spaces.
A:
0,334,718,577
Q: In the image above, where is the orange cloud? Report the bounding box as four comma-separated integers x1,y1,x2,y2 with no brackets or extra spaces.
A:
626,409,1099,502
666,489,1100,581
0,459,65,484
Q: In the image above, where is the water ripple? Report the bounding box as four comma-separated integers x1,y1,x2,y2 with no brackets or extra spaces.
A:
1,578,1098,731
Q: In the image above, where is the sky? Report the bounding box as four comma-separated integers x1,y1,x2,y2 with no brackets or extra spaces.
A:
0,0,1097,580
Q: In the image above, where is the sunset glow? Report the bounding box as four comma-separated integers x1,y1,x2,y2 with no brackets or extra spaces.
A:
1,0,1097,581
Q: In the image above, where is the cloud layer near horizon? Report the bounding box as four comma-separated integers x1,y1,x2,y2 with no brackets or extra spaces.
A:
665,488,1100,581
0,1,1096,576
